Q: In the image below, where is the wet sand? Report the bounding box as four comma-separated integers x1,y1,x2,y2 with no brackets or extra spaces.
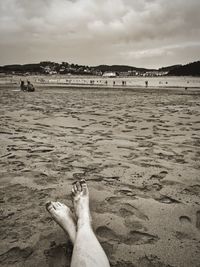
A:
0,85,200,267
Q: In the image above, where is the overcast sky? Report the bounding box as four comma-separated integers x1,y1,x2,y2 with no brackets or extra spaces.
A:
0,0,200,68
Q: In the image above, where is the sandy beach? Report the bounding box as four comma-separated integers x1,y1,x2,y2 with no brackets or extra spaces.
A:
0,84,200,267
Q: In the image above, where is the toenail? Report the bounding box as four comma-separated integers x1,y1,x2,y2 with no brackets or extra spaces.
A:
45,201,52,209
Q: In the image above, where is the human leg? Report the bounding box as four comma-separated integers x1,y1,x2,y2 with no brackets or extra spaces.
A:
46,201,76,244
71,180,110,267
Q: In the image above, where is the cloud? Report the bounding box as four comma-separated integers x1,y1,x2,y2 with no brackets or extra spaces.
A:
0,0,199,67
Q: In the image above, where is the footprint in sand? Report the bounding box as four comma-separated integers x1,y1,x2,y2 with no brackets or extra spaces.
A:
150,171,168,180
175,231,191,240
111,260,133,267
101,241,114,258
139,255,174,267
105,196,125,205
184,185,200,196
96,226,158,245
196,210,200,230
155,195,181,204
44,242,72,267
125,231,159,245
105,197,148,221
116,188,135,196
0,246,33,265
96,226,120,242
119,207,134,217
119,203,149,221
179,215,191,224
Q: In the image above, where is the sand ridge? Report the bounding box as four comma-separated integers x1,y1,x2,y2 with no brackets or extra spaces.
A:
0,86,200,267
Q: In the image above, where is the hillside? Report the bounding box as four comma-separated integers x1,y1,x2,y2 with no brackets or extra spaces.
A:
168,61,200,76
0,60,199,76
158,65,181,72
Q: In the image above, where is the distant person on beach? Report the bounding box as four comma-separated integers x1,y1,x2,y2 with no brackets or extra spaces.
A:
20,80,35,92
46,180,110,267
145,80,148,88
20,80,26,91
27,81,35,92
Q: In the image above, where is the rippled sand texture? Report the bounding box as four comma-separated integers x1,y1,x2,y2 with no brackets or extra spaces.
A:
0,87,200,267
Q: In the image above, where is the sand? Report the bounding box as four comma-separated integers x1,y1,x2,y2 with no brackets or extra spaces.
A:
0,84,200,267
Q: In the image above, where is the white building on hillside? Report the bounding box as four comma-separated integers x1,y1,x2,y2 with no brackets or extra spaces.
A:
102,72,117,77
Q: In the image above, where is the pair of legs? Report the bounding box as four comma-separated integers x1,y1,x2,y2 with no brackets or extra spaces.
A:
46,180,110,267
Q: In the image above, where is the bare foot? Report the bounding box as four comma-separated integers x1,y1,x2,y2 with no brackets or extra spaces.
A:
71,179,90,226
46,201,76,244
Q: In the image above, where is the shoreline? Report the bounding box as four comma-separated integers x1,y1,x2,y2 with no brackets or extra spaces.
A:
1,81,200,89
1,83,200,96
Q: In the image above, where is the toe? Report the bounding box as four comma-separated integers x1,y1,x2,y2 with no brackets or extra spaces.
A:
80,179,86,186
46,201,51,210
46,201,56,213
80,179,88,195
51,201,58,209
57,202,67,209
71,187,75,196
46,201,54,210
76,181,82,192
48,206,55,214
72,183,78,193
54,201,61,209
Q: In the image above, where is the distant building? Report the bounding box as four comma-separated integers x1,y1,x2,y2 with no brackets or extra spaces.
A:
119,71,131,77
59,67,66,73
102,72,117,77
143,71,168,77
